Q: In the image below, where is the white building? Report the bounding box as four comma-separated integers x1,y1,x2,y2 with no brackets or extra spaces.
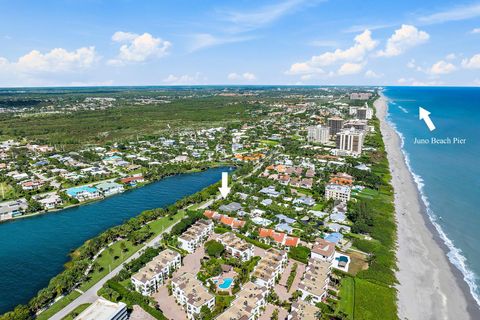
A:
38,194,63,210
325,184,351,202
335,128,365,156
253,248,288,289
217,282,268,320
131,249,181,296
307,125,330,144
74,298,128,320
171,272,215,319
298,258,332,304
311,238,336,262
177,219,213,253
216,232,254,261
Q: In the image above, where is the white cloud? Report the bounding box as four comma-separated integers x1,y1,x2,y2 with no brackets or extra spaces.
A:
429,60,456,75
227,72,257,81
445,53,456,60
471,28,480,34
108,31,171,65
418,4,480,25
376,25,429,57
188,33,254,52
222,0,316,32
162,73,205,85
364,70,382,78
287,30,377,76
0,46,97,74
461,54,480,69
337,62,364,75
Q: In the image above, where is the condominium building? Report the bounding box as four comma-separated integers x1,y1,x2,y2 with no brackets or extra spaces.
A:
217,282,268,320
216,232,254,261
350,92,372,100
74,298,128,320
343,119,368,131
253,248,288,289
335,128,365,156
327,117,344,137
311,238,336,262
288,300,320,320
307,125,330,144
177,219,213,253
131,249,181,296
171,272,215,319
298,258,332,304
356,107,373,120
325,183,351,202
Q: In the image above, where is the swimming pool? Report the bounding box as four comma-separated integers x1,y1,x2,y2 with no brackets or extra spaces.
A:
214,277,234,289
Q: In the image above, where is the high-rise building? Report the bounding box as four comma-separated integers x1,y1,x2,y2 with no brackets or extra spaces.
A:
307,125,330,143
328,117,344,137
336,128,365,155
356,107,373,120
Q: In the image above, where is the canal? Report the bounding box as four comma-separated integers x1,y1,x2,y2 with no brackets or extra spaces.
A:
0,166,230,313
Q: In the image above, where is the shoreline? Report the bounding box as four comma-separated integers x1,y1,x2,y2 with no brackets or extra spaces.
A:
0,163,231,224
374,94,479,319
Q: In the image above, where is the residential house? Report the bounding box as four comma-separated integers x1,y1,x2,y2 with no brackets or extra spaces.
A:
311,238,336,262
96,181,124,196
217,232,254,261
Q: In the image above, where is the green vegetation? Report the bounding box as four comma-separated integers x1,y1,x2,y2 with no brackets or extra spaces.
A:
0,96,255,149
337,276,355,319
61,303,90,320
288,245,311,264
36,291,81,320
205,240,225,258
354,278,396,320
286,263,298,291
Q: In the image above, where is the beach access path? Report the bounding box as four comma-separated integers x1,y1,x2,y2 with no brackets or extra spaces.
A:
375,96,478,320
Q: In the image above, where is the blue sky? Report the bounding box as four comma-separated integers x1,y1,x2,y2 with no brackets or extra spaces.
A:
0,0,479,86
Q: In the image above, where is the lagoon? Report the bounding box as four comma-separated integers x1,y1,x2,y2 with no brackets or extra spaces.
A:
0,166,229,314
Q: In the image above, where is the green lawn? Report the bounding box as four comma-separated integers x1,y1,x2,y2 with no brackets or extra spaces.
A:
311,203,325,211
352,188,379,200
337,276,355,319
259,139,279,146
61,303,91,320
0,182,17,201
354,278,396,320
36,291,81,320
79,211,185,291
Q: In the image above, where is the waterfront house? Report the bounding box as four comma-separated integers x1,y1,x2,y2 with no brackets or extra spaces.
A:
66,186,101,202
96,181,124,196
38,194,63,210
0,198,28,220
120,176,145,186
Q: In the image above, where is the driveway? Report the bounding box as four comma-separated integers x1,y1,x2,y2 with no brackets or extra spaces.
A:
153,284,187,320
274,260,306,301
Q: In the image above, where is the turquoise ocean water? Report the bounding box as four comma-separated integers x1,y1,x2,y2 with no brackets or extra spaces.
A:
0,167,228,314
383,87,480,306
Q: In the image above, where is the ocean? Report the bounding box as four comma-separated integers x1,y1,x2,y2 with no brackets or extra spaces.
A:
0,166,229,314
383,86,480,306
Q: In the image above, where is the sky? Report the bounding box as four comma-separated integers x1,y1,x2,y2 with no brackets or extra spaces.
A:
0,0,479,87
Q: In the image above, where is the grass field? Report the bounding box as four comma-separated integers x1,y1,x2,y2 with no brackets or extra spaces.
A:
352,188,379,200
0,182,17,201
337,276,355,319
36,291,81,320
354,278,396,320
61,303,90,320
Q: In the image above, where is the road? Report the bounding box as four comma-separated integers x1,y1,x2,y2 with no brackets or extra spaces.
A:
49,222,177,320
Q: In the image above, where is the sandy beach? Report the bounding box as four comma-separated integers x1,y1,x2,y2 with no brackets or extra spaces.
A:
374,96,479,320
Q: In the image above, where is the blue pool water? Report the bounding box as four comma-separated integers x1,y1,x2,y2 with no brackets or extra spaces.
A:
0,166,230,314
383,86,480,307
215,277,234,289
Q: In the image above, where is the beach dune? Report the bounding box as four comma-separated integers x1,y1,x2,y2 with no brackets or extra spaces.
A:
374,96,477,320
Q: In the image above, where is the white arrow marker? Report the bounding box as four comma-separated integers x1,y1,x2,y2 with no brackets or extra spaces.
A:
219,172,231,199
419,107,436,131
